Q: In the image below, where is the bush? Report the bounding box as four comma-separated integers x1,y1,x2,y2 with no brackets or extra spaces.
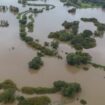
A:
29,56,43,70
51,40,59,49
17,96,51,105
62,83,81,97
0,88,16,104
80,99,87,105
53,81,67,90
21,80,82,98
21,87,57,94
66,52,92,65
82,30,93,37
0,80,17,90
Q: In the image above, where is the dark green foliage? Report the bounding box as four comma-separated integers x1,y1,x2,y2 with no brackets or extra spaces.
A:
82,30,93,37
68,8,76,13
82,37,96,49
102,4,105,8
62,21,79,34
62,83,81,97
9,5,19,13
48,30,74,41
21,87,57,94
24,36,33,43
0,20,9,27
27,22,34,32
49,21,96,50
81,18,105,34
54,81,81,97
70,34,96,50
0,80,17,90
89,62,105,70
21,80,81,98
0,88,16,104
51,40,59,49
80,99,87,105
17,96,51,105
37,51,45,57
53,81,67,90
19,14,56,57
66,52,92,65
19,15,27,25
60,0,105,8
29,56,43,70
44,42,49,46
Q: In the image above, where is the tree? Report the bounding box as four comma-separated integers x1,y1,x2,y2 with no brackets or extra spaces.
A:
51,40,59,49
82,30,93,37
66,52,92,65
62,83,81,97
29,56,43,70
53,81,67,90
0,88,15,104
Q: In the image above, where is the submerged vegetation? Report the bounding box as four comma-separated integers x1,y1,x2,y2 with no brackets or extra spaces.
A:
0,80,81,105
21,80,81,97
49,21,96,50
81,17,105,36
18,0,55,10
1,0,105,104
19,13,57,57
0,5,19,13
66,52,105,70
0,88,16,104
17,96,51,105
29,56,43,70
66,52,91,65
0,5,8,12
0,80,17,90
9,5,19,13
0,20,9,27
60,0,105,8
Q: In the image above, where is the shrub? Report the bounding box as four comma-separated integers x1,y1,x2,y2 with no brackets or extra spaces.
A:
29,56,43,70
0,88,16,104
66,52,92,65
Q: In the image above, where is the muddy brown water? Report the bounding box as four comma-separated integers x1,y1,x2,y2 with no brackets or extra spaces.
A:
0,0,105,105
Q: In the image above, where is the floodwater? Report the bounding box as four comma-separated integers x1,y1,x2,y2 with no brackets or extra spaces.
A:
0,0,105,105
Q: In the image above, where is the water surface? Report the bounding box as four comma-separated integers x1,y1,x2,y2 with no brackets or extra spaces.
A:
0,0,105,105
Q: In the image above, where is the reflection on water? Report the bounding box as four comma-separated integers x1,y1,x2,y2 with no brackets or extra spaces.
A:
0,0,105,105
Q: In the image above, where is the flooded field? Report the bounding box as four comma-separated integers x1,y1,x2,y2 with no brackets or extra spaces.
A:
0,0,105,105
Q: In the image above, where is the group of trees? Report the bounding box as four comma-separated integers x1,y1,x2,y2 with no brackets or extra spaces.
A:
0,80,81,105
0,6,8,12
9,5,19,13
29,56,43,70
49,21,96,50
18,0,55,10
17,96,51,105
66,52,92,65
70,30,96,50
0,89,16,104
0,20,9,27
19,14,56,56
60,0,105,8
81,18,105,37
68,8,76,14
21,80,81,97
62,21,79,34
0,5,19,13
53,81,81,97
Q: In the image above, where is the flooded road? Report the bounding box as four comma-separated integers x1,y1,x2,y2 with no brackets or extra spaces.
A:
0,0,105,105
